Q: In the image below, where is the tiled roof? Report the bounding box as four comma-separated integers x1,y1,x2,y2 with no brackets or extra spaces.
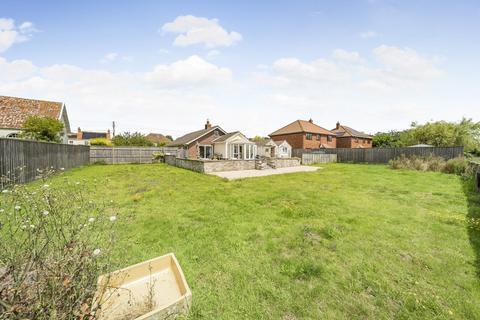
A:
0,96,64,129
146,133,171,144
254,138,276,147
212,131,240,143
168,126,225,146
269,120,334,136
331,124,372,139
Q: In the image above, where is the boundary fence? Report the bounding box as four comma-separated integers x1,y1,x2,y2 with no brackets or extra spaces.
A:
293,146,464,164
89,146,178,164
0,138,90,187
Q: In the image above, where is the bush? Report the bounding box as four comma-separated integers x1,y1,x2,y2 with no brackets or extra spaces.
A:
0,170,117,319
111,132,154,147
444,158,469,175
89,138,113,146
389,155,471,176
152,152,165,162
20,116,64,143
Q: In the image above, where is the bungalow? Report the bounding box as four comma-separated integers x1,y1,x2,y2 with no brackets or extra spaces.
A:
168,120,256,160
330,122,372,148
0,95,71,143
255,138,292,158
145,133,172,146
269,119,336,149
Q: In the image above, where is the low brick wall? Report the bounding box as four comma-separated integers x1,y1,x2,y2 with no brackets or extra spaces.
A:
271,158,301,168
164,155,255,173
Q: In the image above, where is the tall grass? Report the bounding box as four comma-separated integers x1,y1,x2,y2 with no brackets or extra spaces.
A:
389,155,472,176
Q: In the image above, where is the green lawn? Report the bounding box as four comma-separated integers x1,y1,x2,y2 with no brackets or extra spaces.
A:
55,163,480,319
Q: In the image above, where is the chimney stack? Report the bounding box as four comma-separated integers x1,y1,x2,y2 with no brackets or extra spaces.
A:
77,127,82,140
308,118,313,123
205,119,212,129
336,121,340,130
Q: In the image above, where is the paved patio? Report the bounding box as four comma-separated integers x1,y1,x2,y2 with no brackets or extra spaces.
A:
209,166,322,180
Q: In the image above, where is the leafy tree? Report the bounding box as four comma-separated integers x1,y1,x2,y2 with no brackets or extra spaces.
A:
251,135,268,142
111,132,154,146
89,137,113,146
21,116,64,143
373,131,405,148
165,135,173,141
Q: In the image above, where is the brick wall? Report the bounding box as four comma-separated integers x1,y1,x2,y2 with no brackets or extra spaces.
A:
271,133,336,149
337,137,372,148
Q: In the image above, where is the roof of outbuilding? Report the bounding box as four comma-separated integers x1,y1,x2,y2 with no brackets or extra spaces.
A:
331,124,372,139
0,96,64,129
211,131,241,143
168,126,226,146
146,133,171,144
269,120,335,136
254,138,276,146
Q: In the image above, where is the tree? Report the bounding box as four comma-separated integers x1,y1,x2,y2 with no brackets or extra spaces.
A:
165,135,173,141
251,135,268,142
372,131,405,148
21,116,64,143
111,132,154,146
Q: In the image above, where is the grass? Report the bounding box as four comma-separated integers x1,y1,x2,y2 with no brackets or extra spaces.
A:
45,163,480,319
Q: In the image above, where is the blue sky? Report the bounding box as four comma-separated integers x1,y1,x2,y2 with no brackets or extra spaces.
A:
1,0,479,137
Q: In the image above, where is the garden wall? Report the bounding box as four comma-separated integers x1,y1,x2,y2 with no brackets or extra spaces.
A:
164,155,256,173
293,146,464,164
90,146,177,164
0,138,90,187
271,158,302,168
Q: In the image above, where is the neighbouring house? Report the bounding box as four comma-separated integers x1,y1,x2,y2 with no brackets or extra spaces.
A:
68,127,111,145
212,132,257,160
269,119,336,150
274,140,292,158
408,144,434,148
330,122,372,148
0,95,71,143
168,120,257,160
255,139,278,158
145,133,172,146
254,138,292,158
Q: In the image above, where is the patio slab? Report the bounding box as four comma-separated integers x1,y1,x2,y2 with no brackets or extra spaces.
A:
209,166,322,180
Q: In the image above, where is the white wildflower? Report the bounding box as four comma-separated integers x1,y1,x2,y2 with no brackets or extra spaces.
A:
60,167,65,171
21,225,27,229
2,190,9,193
42,210,49,216
109,216,117,222
14,205,21,210
76,182,80,185
43,184,49,188
30,224,35,229
88,217,95,223
0,209,4,213
93,249,101,256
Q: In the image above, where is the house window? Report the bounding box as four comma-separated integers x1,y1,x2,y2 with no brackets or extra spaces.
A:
354,138,359,143
327,135,333,142
231,144,244,159
199,145,213,159
316,134,321,140
367,140,371,144
213,130,219,137
306,133,312,140
6,133,18,138
245,144,255,160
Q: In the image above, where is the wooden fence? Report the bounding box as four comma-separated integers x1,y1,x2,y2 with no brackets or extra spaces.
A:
0,138,90,187
90,146,178,164
301,153,337,165
293,146,464,164
471,161,480,193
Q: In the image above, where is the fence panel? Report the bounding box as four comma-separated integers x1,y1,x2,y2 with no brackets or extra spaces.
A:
301,153,337,165
0,138,90,187
89,146,178,164
294,146,464,164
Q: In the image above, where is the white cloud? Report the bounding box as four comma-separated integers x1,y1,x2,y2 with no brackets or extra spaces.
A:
161,15,242,47
333,49,362,63
360,31,378,39
271,57,350,83
0,18,37,52
145,55,231,87
0,55,233,136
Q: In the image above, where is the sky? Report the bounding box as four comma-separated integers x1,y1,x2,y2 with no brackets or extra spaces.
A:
1,0,479,138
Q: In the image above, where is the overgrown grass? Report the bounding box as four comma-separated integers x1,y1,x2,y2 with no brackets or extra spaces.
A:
40,163,480,319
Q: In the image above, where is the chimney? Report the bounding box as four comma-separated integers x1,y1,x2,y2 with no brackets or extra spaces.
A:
308,118,313,123
107,129,111,140
336,121,340,130
205,119,212,129
77,127,82,140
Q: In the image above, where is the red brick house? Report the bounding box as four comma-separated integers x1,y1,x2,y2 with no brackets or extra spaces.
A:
331,122,372,148
269,119,336,149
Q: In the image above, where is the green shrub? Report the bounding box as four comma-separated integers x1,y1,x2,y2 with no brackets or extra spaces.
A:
444,158,469,175
389,155,472,176
0,170,117,319
89,137,113,146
